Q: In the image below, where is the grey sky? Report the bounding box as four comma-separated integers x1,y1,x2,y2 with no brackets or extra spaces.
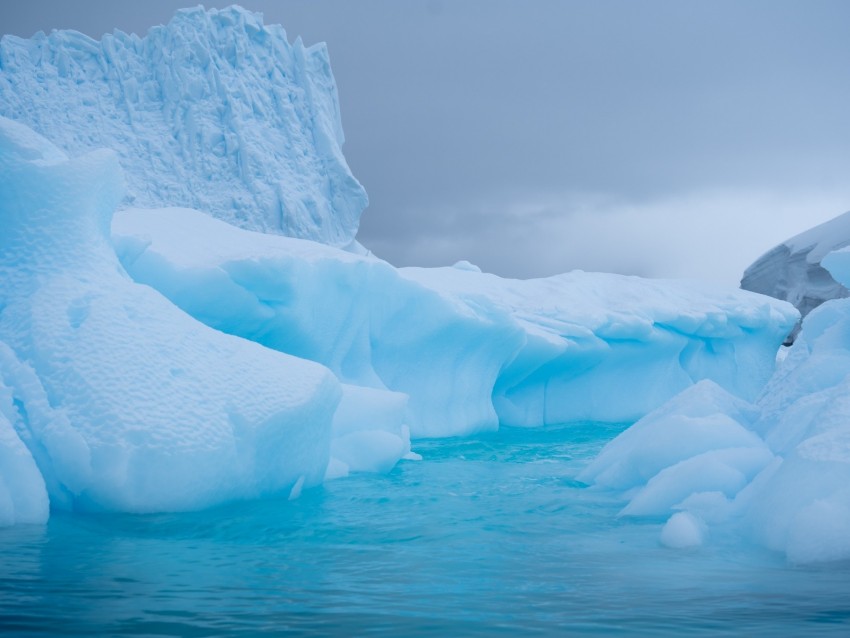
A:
4,1,850,284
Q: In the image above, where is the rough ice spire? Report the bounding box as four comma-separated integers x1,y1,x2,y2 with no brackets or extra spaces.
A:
0,5,367,246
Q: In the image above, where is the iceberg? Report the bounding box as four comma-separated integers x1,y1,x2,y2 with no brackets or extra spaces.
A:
741,210,850,342
0,115,413,518
113,206,797,438
583,247,850,563
0,6,799,526
0,6,365,246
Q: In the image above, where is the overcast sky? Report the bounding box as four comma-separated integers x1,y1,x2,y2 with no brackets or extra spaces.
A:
4,1,850,284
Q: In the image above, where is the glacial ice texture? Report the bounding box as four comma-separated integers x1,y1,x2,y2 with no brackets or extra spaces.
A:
0,6,366,246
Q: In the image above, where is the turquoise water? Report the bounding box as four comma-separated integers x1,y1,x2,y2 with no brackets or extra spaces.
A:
1,423,849,636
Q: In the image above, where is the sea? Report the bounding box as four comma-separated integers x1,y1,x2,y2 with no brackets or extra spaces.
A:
1,422,849,636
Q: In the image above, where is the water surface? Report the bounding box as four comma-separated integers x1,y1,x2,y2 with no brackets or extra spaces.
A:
1,423,848,636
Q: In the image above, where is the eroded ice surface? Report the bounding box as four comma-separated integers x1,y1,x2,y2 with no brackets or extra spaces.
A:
114,206,797,438
0,6,366,245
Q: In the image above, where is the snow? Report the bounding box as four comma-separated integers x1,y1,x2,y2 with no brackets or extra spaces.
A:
0,115,411,517
0,6,365,246
113,206,797,438
741,210,850,342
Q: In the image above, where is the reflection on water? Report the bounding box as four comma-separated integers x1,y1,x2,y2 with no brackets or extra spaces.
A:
1,423,849,636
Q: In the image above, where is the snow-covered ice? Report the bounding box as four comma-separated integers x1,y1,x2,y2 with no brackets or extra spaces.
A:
0,6,365,246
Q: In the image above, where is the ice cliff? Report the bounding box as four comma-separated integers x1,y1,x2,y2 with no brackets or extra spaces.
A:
0,5,366,246
741,211,850,342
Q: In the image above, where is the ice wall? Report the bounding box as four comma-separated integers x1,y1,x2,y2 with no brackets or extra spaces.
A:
0,6,366,246
113,207,798,438
0,116,357,517
582,247,850,563
741,211,850,342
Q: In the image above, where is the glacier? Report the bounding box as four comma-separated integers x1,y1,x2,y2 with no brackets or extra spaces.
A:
741,210,850,342
582,245,850,563
0,6,366,246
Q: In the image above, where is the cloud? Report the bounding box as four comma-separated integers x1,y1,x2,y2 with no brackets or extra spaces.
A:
361,188,850,286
